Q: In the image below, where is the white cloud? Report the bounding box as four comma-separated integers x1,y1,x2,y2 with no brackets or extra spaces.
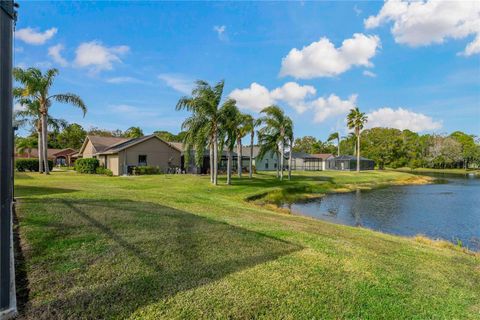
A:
230,83,275,112
353,5,362,16
74,41,129,73
158,74,194,94
270,82,316,113
213,25,229,41
280,33,380,78
365,0,480,56
363,70,376,78
15,27,57,45
106,76,144,84
48,44,68,67
366,107,442,132
311,94,358,123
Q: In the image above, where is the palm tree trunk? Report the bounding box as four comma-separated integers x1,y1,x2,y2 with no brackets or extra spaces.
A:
249,131,254,179
227,149,232,185
41,113,49,174
356,131,360,172
237,138,242,178
280,138,284,181
288,137,293,180
213,130,218,185
37,129,44,173
276,152,280,179
209,141,214,182
337,137,340,156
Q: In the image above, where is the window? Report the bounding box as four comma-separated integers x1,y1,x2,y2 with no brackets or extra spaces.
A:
138,155,147,166
265,159,269,169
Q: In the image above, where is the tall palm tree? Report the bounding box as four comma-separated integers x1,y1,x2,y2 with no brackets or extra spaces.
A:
13,67,87,174
287,128,294,180
258,105,293,181
328,132,340,156
219,99,240,185
14,98,67,172
347,107,368,172
244,115,261,179
176,80,228,185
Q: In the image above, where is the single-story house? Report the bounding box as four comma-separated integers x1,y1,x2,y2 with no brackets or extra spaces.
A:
52,148,78,166
78,135,181,175
242,146,282,171
326,155,375,171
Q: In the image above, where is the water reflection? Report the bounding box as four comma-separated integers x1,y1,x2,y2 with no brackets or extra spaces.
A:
288,173,480,251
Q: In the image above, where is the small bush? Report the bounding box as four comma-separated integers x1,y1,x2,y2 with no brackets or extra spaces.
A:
75,158,99,174
96,167,113,176
15,158,53,172
132,166,161,175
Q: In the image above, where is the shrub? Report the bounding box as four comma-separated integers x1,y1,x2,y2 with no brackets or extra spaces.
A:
132,165,160,175
75,158,99,174
15,158,53,172
96,167,113,176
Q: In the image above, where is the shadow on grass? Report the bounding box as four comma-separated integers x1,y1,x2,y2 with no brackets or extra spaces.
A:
18,198,302,319
14,185,77,198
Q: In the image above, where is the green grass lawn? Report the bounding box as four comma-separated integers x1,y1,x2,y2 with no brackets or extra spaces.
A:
14,171,480,319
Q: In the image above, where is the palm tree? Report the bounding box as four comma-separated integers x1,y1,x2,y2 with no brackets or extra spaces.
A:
244,115,261,179
328,132,340,156
258,105,293,181
176,80,228,185
287,128,294,180
14,98,67,172
219,99,240,185
13,67,87,174
347,107,368,172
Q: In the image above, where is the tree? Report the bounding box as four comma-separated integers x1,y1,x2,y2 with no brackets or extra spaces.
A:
154,130,186,142
258,105,293,181
450,131,479,169
347,107,368,172
244,115,261,179
219,99,241,185
176,80,228,185
124,126,144,138
327,132,340,156
293,136,318,153
15,136,36,158
57,123,87,150
13,67,87,174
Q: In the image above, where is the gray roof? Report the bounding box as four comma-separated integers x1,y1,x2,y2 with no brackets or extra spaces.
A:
86,136,130,153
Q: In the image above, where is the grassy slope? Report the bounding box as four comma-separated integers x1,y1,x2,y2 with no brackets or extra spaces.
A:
394,167,480,175
14,171,480,319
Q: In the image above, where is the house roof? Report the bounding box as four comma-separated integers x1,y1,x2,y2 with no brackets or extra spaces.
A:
95,135,179,155
52,148,78,157
311,153,334,160
241,145,261,158
15,148,62,159
79,135,130,154
168,142,184,152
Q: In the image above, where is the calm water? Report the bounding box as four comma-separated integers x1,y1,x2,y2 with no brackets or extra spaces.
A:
287,173,480,251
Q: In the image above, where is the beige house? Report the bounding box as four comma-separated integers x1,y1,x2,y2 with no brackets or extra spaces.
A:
78,135,181,175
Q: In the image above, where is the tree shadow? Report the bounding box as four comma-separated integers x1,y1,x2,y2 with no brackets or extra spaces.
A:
18,198,302,319
14,185,77,198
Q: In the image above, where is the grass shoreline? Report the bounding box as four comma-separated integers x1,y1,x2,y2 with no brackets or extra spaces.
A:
393,167,480,176
13,170,480,319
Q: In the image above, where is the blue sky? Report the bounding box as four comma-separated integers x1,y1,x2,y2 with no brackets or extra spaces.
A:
14,1,480,139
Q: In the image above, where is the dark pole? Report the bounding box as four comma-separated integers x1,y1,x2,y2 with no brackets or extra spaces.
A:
0,0,16,314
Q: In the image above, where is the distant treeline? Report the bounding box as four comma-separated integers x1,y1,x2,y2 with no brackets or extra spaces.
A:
293,128,480,169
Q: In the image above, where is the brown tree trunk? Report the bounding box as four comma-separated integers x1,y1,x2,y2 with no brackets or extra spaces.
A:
227,149,232,185
213,129,218,185
249,131,254,179
236,138,242,178
37,129,44,173
288,136,293,180
356,130,360,172
41,113,49,174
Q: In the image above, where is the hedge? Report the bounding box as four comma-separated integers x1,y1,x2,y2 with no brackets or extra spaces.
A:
96,167,113,176
74,158,99,174
132,166,161,175
16,158,53,172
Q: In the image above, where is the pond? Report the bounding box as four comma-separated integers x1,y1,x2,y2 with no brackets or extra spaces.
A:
285,173,480,251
